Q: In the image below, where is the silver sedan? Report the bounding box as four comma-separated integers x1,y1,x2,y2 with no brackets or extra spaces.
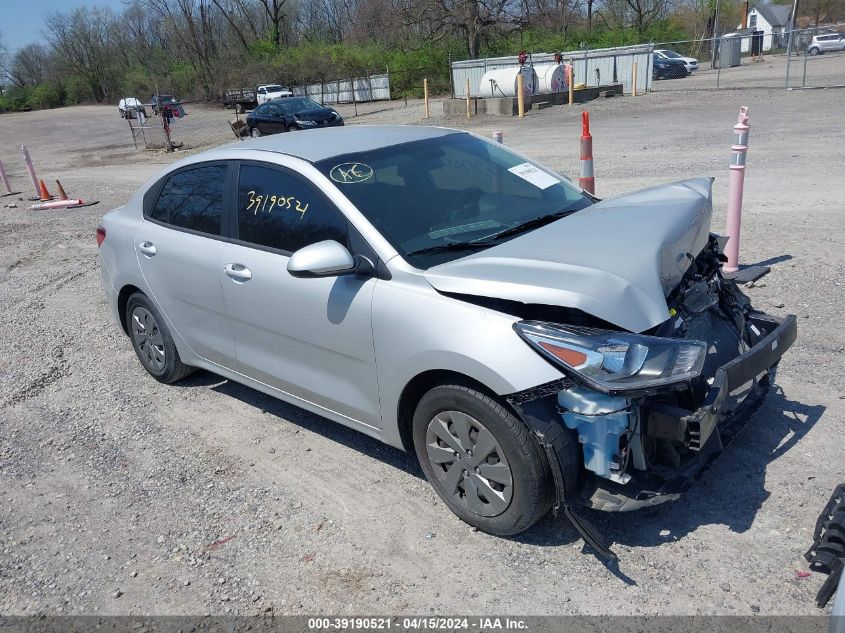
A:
98,126,795,547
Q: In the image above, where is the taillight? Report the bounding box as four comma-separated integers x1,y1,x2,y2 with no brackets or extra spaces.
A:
96,226,106,248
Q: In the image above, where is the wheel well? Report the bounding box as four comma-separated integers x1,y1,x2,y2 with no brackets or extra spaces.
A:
117,285,143,336
396,370,506,453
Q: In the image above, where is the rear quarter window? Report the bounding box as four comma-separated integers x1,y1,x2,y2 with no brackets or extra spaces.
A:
147,164,228,235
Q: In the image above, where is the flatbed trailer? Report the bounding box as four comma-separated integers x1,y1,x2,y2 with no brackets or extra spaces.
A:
222,88,257,113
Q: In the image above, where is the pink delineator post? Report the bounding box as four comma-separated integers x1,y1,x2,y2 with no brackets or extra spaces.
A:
724,106,750,274
20,145,40,198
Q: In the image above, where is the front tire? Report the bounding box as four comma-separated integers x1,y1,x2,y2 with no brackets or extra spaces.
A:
126,292,194,384
250,126,261,138
413,384,552,536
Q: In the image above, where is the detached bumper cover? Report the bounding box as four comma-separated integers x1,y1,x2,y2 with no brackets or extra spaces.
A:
582,312,798,511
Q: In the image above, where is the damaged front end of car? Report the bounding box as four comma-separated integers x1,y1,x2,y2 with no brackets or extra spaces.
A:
506,236,797,559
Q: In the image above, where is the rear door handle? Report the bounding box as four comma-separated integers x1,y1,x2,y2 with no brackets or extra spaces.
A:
137,241,157,256
224,263,252,282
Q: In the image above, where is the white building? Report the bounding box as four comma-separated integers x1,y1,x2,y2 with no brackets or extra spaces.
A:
735,0,793,52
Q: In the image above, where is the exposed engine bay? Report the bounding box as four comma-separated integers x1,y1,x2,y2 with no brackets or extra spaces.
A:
504,235,797,558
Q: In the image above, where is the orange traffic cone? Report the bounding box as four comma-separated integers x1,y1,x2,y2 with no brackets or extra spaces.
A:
38,179,52,201
56,180,68,201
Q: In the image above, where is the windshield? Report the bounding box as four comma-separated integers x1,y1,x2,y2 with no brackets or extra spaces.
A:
660,50,682,58
265,85,285,92
281,97,322,114
315,133,592,268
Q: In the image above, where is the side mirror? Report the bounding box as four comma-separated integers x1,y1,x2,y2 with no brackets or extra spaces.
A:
287,240,371,278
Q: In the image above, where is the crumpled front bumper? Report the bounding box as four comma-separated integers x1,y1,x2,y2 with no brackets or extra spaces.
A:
580,311,798,512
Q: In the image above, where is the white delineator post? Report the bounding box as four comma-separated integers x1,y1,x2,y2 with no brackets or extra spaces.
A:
0,160,14,195
21,145,40,198
724,106,750,274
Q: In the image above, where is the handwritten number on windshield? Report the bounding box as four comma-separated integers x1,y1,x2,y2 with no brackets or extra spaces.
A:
246,190,309,217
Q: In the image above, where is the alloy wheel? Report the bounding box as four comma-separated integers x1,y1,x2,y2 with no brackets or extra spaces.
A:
131,306,166,372
251,127,261,138
424,410,513,517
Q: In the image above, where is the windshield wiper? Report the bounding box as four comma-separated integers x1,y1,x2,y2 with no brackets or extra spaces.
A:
479,210,577,243
406,210,579,257
406,241,499,257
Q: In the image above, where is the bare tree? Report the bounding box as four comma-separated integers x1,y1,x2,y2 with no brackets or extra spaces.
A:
0,31,8,80
8,44,52,87
43,7,122,101
801,0,845,25
257,0,288,47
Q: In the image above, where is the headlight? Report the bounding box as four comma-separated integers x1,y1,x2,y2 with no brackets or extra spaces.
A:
514,321,706,393
295,119,317,126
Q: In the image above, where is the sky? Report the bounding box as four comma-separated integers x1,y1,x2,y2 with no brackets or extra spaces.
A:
1,0,126,52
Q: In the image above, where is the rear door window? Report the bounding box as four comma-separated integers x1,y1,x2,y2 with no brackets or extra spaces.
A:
148,164,228,235
236,163,348,253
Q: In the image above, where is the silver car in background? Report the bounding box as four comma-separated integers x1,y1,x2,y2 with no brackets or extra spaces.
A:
98,126,796,553
808,33,845,55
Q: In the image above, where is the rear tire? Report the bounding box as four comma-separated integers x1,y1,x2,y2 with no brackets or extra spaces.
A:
809,47,820,55
412,383,552,536
235,103,244,114
125,292,194,384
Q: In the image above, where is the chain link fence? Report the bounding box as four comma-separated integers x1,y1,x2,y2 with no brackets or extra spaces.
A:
651,30,845,91
125,99,243,151
785,28,845,89
125,67,453,152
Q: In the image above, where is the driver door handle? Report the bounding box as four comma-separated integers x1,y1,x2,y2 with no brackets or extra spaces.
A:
224,263,252,282
137,241,157,256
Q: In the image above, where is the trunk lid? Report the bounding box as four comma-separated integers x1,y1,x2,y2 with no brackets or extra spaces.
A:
424,178,714,333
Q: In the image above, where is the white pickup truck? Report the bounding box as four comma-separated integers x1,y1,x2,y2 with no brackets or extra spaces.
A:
223,84,293,113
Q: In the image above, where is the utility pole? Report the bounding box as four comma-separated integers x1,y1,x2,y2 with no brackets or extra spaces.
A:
785,0,800,87
712,0,722,70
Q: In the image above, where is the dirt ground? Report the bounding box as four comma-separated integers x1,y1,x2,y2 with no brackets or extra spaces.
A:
0,87,843,617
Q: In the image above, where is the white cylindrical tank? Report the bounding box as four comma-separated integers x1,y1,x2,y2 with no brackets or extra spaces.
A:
534,63,566,93
478,66,537,98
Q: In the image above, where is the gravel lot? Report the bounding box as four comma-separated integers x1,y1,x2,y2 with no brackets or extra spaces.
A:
0,87,843,617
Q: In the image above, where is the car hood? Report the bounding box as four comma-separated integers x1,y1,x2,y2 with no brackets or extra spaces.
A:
424,178,714,333
294,108,336,122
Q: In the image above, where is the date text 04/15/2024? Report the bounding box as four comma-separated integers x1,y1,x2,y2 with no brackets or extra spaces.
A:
307,617,529,630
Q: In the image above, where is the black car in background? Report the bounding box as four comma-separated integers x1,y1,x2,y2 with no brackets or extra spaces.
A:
652,54,690,80
246,97,344,137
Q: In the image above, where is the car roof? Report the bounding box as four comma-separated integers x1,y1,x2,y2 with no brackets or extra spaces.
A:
208,125,461,163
